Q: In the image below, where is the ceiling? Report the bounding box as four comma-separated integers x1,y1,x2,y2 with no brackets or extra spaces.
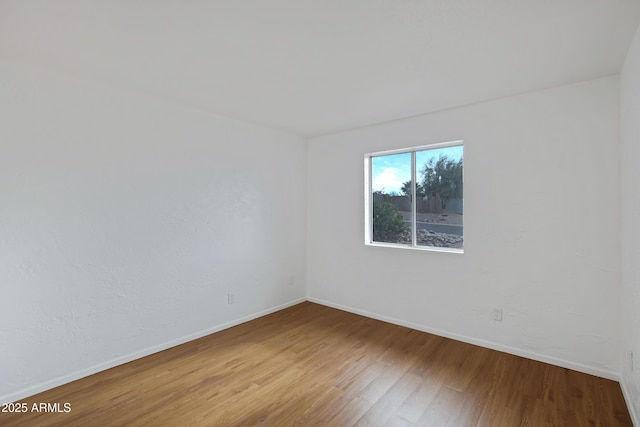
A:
1,1,639,137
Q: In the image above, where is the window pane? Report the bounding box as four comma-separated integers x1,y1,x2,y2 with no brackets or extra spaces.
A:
415,146,463,249
371,153,412,245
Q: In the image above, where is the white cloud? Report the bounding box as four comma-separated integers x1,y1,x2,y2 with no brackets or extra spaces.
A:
372,167,406,193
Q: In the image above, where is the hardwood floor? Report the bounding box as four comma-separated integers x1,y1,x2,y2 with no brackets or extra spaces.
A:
0,302,632,426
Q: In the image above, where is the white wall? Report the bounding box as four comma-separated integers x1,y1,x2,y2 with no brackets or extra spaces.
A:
307,77,621,378
0,54,631,413
0,61,307,402
620,24,640,426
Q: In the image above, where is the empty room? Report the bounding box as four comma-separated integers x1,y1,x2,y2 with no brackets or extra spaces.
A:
2,1,640,426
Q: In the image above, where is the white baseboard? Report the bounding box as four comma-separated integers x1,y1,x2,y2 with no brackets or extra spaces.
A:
307,297,620,381
0,298,305,405
620,378,639,427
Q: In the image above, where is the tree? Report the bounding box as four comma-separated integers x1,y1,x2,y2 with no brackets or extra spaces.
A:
372,191,408,242
400,181,426,197
421,155,463,209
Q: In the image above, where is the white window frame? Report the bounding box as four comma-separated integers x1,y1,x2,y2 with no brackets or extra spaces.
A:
364,140,464,254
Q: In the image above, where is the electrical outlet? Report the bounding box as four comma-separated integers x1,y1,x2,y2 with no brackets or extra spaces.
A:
227,292,235,305
288,275,295,286
630,351,634,372
492,308,503,321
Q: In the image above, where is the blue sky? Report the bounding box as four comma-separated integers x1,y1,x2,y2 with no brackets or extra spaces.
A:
372,145,463,194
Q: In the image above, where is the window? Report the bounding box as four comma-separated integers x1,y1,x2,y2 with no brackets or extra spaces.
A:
365,141,463,252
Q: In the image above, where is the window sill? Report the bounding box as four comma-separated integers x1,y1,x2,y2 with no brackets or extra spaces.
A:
365,241,464,254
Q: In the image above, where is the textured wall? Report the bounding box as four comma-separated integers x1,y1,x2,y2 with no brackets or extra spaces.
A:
307,77,621,378
620,23,640,426
0,61,307,402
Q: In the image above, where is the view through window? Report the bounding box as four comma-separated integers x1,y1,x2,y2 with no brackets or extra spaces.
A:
367,142,463,251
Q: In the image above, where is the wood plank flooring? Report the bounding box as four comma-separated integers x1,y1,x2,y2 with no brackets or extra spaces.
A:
0,302,632,426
